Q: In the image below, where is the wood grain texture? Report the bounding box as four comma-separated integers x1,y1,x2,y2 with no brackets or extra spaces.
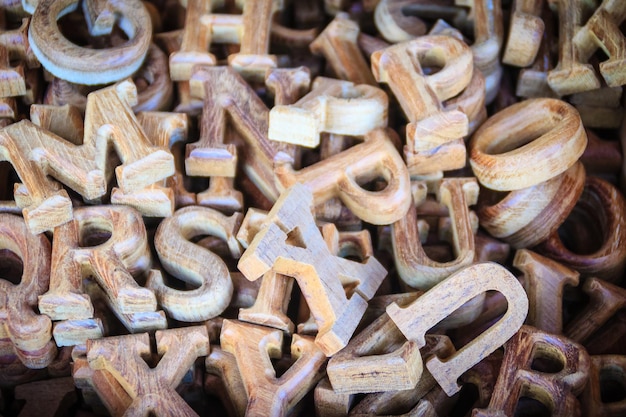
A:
87,326,210,416
516,5,558,99
188,65,279,198
265,66,310,164
169,0,216,81
29,0,151,85
0,214,56,369
373,0,427,43
473,326,590,417
547,0,600,96
30,103,83,145
205,345,247,417
347,334,456,416
221,319,326,417
503,0,544,67
326,293,422,394
238,269,295,333
0,44,26,98
238,184,387,355
148,206,242,322
387,262,528,395
228,0,281,81
573,0,626,88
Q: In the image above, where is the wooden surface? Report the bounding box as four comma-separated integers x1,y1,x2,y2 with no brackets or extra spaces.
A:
39,205,165,345
275,128,411,225
310,13,377,85
269,76,387,148
372,35,472,176
0,80,174,233
514,249,579,334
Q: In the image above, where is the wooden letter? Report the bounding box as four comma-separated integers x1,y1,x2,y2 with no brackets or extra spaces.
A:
39,206,165,345
29,0,151,85
0,80,174,233
473,326,590,417
387,263,528,395
393,178,478,291
547,0,600,95
148,206,242,322
169,0,217,81
227,0,281,81
188,65,281,200
268,77,387,148
310,12,377,85
275,128,411,225
0,214,56,369
238,184,387,355
87,326,210,416
326,295,423,394
221,319,327,417
514,249,579,334
503,0,544,67
372,35,472,176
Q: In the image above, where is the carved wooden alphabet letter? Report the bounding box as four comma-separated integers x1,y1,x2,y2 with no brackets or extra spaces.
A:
371,35,472,176
387,262,528,395
326,295,422,394
393,178,478,291
87,326,210,416
275,128,411,225
238,184,387,355
221,319,327,417
0,214,56,368
514,249,579,334
29,0,151,85
39,205,165,346
473,326,590,417
268,76,387,148
148,206,242,322
0,80,174,233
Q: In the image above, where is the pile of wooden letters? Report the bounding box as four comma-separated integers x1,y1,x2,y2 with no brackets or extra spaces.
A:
1,0,625,415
